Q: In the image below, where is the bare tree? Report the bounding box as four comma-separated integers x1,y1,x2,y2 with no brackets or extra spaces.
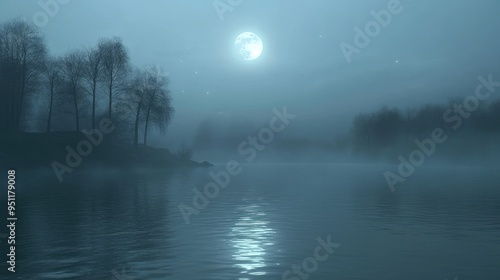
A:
42,56,63,133
83,45,103,130
120,68,148,147
62,50,85,131
99,37,129,120
142,66,174,147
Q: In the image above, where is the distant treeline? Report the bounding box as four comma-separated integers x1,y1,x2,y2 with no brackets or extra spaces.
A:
345,98,500,159
192,98,500,161
0,19,174,147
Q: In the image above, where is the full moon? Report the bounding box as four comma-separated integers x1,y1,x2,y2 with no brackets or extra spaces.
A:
234,32,263,61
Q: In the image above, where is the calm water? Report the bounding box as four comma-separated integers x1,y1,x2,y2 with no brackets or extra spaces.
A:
3,164,500,279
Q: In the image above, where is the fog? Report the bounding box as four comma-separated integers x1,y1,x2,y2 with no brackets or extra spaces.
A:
2,0,500,160
3,2,500,279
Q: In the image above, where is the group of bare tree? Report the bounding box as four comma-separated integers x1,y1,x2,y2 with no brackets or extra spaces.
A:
120,66,174,147
0,19,46,132
0,19,174,148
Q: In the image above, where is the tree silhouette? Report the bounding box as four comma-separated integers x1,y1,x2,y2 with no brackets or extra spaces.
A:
0,19,46,132
142,66,174,147
42,56,64,133
99,37,129,121
83,45,103,130
62,50,85,131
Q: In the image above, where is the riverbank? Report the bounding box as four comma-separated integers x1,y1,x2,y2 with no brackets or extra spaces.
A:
0,131,212,171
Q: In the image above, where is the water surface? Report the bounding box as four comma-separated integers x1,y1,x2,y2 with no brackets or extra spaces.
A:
4,164,500,279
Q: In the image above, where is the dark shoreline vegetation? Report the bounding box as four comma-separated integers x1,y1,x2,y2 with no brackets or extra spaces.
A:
0,132,212,169
0,18,210,172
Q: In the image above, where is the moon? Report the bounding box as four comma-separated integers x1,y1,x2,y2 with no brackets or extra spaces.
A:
234,32,263,61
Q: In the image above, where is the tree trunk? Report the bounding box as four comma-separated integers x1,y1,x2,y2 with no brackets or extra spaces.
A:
143,106,151,147
133,101,142,148
108,81,113,119
92,79,96,130
143,91,156,147
16,67,26,131
47,82,54,133
73,85,80,131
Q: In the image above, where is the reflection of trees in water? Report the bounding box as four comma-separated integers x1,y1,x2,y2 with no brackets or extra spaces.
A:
17,170,175,279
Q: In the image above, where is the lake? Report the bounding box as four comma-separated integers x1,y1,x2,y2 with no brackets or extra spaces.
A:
4,163,500,279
